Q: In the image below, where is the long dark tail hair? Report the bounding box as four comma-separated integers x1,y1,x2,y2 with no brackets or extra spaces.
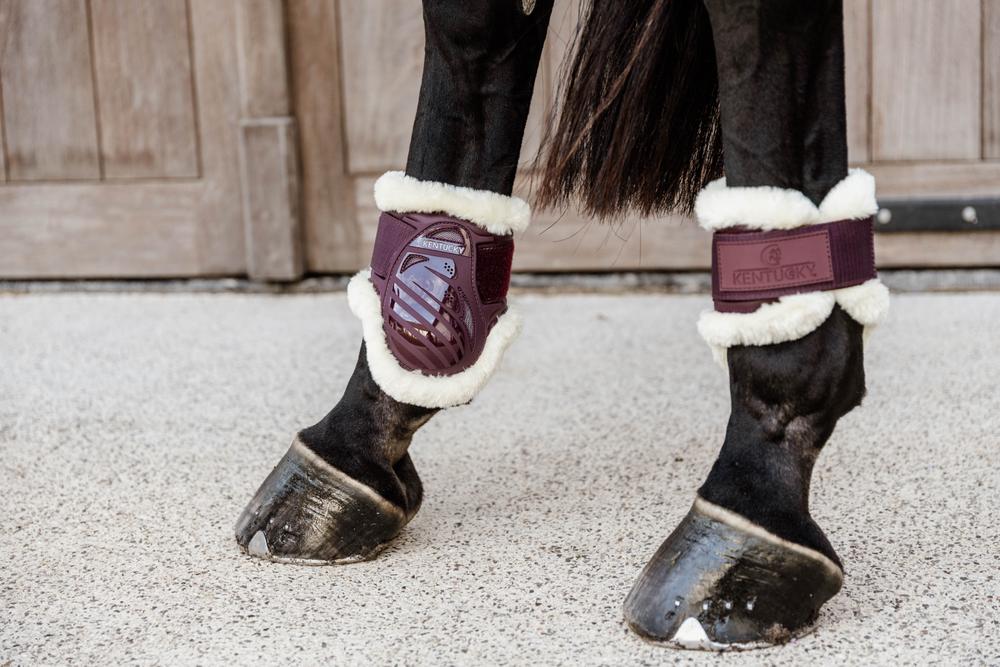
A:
535,0,723,219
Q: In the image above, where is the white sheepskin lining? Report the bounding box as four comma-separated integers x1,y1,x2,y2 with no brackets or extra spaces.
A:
694,168,878,232
699,279,891,368
347,269,522,409
694,170,889,366
374,171,530,236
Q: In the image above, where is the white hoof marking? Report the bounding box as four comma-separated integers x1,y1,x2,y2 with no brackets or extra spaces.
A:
248,530,270,558
672,617,728,651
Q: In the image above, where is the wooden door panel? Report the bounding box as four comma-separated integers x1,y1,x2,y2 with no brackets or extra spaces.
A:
0,0,100,181
182,0,247,275
516,52,549,172
872,0,981,161
237,0,292,118
339,0,423,173
843,0,870,163
90,0,199,179
0,0,245,278
984,0,1000,158
286,0,358,273
0,182,203,276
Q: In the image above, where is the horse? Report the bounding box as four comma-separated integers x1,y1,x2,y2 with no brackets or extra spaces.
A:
233,0,889,650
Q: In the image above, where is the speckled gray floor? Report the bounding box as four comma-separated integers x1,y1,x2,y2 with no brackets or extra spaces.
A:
1,291,998,666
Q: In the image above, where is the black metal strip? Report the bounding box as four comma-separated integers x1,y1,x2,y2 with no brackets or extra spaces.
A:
874,198,1000,233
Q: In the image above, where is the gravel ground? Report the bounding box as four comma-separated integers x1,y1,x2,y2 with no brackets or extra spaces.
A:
1,291,997,666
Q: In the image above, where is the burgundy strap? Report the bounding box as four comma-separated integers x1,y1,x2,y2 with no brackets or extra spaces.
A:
474,241,515,304
712,217,876,313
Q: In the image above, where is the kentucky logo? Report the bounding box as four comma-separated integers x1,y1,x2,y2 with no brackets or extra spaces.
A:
732,263,818,286
732,244,817,286
761,244,782,266
717,232,832,291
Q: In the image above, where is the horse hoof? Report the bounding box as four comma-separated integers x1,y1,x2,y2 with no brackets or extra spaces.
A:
623,496,843,650
234,438,410,565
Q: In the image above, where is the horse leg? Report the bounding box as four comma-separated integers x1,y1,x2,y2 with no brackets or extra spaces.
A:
624,0,890,647
234,0,554,564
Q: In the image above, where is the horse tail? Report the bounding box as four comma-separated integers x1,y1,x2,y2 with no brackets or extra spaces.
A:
534,0,723,219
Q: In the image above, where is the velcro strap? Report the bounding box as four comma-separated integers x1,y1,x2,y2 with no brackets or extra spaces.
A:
712,217,876,313
475,240,514,304
371,212,417,279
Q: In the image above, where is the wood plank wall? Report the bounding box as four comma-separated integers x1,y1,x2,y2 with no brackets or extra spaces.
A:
984,0,1000,158
0,0,100,180
0,0,247,279
872,0,981,160
0,0,199,182
301,0,1000,273
1,0,998,279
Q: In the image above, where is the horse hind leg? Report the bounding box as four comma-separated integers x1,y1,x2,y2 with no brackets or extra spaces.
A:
234,0,553,565
622,0,889,648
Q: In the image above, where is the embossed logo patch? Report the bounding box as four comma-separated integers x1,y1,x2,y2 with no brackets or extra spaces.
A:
716,231,834,292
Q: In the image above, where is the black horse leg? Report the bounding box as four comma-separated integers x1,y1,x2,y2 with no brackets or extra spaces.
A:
699,0,856,558
234,0,553,564
625,0,886,647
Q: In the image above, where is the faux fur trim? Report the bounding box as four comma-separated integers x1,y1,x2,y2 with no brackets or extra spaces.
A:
833,278,890,326
694,169,878,232
699,279,891,369
698,292,838,351
373,171,530,236
346,269,522,409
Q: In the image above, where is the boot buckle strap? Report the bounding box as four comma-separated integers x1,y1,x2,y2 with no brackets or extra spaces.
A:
712,217,876,313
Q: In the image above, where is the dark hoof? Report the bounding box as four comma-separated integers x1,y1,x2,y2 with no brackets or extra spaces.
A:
624,497,843,650
234,438,411,565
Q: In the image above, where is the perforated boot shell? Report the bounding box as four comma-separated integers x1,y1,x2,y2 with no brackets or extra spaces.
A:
368,211,514,376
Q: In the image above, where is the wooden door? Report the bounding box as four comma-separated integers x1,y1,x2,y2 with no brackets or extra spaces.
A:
0,0,303,280
2,0,998,279
300,0,1000,273
0,0,243,278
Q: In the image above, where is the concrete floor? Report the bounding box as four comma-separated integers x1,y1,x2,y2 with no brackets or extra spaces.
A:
1,290,997,666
